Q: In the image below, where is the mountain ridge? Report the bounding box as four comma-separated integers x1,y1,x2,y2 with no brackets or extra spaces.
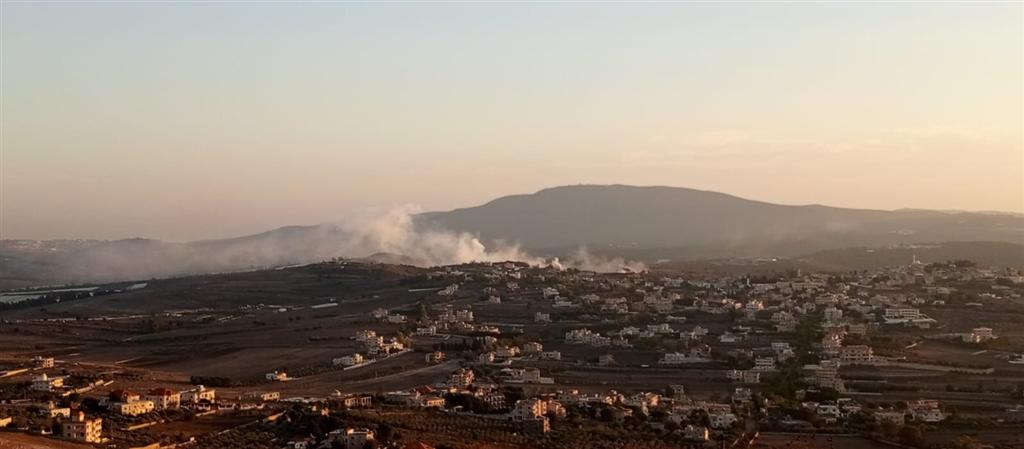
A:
417,184,1023,250
2,184,1021,288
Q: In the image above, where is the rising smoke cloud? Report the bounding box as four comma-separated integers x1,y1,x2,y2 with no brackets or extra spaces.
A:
14,206,645,287
336,206,645,273
337,205,545,267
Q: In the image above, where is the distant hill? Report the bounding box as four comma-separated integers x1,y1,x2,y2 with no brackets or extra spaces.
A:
417,185,1024,256
2,184,1022,289
0,225,353,289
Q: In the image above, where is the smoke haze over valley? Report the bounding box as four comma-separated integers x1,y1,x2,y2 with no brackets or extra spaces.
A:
2,185,1021,289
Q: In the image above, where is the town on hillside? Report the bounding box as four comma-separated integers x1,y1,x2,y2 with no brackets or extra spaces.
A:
1,258,1023,449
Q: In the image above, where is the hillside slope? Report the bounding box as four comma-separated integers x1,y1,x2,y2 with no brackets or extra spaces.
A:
417,185,1024,254
3,185,1021,288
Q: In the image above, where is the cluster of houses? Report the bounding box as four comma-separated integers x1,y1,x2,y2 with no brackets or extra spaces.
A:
103,385,217,417
287,427,376,449
328,328,410,370
2,383,216,444
7,258,1015,448
392,257,1005,438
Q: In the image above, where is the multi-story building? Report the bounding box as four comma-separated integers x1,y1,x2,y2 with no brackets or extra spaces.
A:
108,390,141,403
333,354,364,367
539,351,562,361
326,428,375,449
448,368,475,388
839,345,874,363
659,352,707,364
708,411,738,429
145,388,181,410
62,412,102,443
243,391,280,402
884,308,921,320
565,329,611,347
265,371,289,381
181,385,216,405
477,352,496,364
354,330,377,343
847,323,868,336
752,357,777,372
522,342,544,354
907,399,945,422
111,400,155,416
963,327,996,343
413,395,445,408
31,374,63,392
874,409,905,426
424,351,445,364
496,346,520,358
511,398,546,420
44,402,71,418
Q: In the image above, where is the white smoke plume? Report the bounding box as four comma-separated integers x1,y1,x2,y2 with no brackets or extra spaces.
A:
334,206,645,273
14,206,645,287
335,205,547,267
563,247,648,273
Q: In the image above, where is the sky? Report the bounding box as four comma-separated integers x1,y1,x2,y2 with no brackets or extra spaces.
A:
1,2,1021,241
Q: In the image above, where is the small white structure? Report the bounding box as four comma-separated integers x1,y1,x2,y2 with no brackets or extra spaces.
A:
266,371,290,381
333,354,364,367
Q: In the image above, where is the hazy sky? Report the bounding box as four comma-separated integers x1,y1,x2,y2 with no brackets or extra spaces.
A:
2,2,1021,241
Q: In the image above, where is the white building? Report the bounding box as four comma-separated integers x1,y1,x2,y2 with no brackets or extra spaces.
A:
496,346,521,358
354,330,377,342
33,356,55,369
62,412,102,443
565,329,611,347
752,357,777,372
145,388,181,410
111,400,155,416
659,352,709,365
181,386,216,405
963,327,996,343
266,371,290,381
708,411,738,429
333,354,364,367
31,374,63,392
884,308,920,320
839,345,874,363
907,399,945,423
326,428,375,449
539,351,562,361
